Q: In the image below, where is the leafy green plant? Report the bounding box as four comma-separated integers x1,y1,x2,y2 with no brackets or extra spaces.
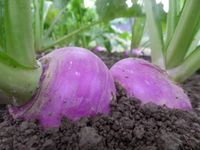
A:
32,0,100,51
108,0,199,111
95,0,146,52
32,0,145,53
96,0,143,22
144,0,200,82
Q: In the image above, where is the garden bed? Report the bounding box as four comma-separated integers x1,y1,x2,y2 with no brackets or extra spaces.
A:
0,52,200,150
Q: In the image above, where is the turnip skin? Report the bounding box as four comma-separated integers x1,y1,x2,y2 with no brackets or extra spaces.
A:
9,47,116,127
110,58,192,110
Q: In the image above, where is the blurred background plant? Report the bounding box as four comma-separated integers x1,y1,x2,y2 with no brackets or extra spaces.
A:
1,0,169,53
2,0,199,83
30,0,149,53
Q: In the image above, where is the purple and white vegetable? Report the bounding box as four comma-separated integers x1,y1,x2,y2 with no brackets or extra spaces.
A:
10,47,116,127
92,46,107,52
124,48,144,57
110,58,192,110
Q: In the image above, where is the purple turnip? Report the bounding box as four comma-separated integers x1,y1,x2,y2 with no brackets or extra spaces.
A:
110,58,192,110
92,46,107,52
9,47,116,127
124,48,144,57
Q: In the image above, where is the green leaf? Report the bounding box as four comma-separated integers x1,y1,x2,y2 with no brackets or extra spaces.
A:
44,6,67,40
95,0,143,22
124,4,144,18
43,1,53,24
42,21,100,50
53,0,70,9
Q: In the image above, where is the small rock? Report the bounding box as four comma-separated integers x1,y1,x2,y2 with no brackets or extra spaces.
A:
143,102,159,112
79,127,102,148
20,121,29,130
157,133,183,150
134,125,145,139
43,139,55,149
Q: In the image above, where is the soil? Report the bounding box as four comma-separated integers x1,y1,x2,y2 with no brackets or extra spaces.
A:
1,52,200,150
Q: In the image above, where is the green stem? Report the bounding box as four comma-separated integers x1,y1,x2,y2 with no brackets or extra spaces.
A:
131,18,145,49
166,0,200,69
0,0,5,51
34,0,44,51
165,0,177,48
167,46,200,82
186,28,200,57
0,0,42,105
144,0,165,69
42,21,100,50
5,0,37,68
0,58,42,105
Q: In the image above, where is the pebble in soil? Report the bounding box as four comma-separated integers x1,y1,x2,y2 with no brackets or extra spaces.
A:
0,52,200,150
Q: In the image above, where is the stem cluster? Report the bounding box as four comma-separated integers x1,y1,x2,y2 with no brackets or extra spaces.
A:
144,0,200,82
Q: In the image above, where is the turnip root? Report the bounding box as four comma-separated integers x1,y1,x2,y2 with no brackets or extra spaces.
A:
110,58,192,110
9,47,116,127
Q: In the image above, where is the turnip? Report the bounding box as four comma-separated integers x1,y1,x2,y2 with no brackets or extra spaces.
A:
93,46,107,52
124,48,144,57
109,0,200,110
0,1,116,128
9,47,116,127
110,58,192,110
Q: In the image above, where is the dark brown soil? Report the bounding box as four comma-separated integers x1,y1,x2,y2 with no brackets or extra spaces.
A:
0,52,200,150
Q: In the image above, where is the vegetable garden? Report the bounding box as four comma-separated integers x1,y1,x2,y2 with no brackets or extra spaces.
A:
1,0,200,149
